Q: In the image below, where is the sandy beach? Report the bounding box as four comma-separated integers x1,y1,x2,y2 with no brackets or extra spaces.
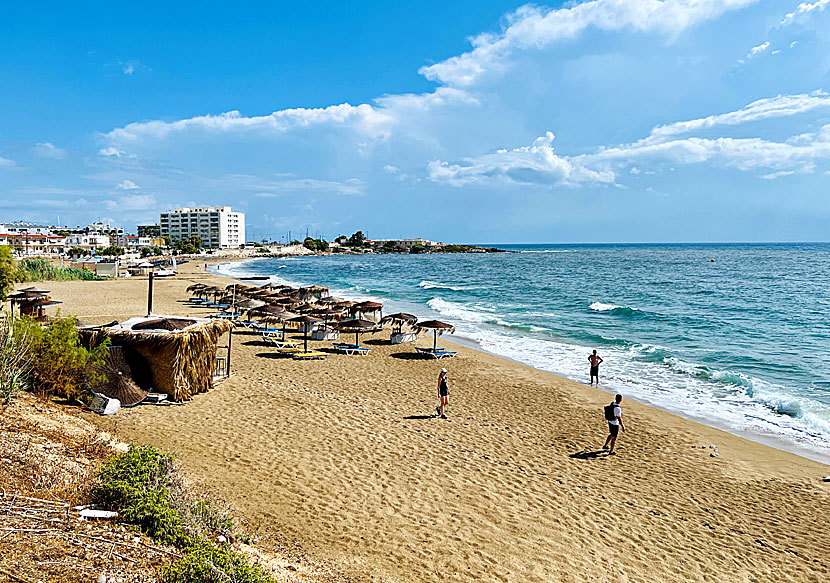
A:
30,260,830,582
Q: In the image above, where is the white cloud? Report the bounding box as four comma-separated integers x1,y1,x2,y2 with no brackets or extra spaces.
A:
420,0,759,86
116,179,140,190
747,41,770,57
780,0,830,25
103,193,157,211
649,91,830,137
34,142,66,159
428,131,615,187
104,103,392,143
98,147,135,158
251,177,366,196
119,60,146,76
0,156,16,168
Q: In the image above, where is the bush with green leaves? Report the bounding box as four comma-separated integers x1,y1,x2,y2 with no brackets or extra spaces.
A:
0,315,35,404
161,540,274,583
100,246,125,256
94,445,189,547
0,246,15,301
20,315,110,402
141,246,164,258
16,258,101,282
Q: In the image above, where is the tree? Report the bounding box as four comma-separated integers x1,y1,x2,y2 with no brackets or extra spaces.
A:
100,246,125,256
66,247,86,257
0,246,15,301
348,231,366,247
140,246,163,258
303,237,329,252
410,243,425,254
172,236,202,255
382,240,397,251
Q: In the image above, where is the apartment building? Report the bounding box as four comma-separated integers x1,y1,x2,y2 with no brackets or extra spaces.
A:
159,206,245,249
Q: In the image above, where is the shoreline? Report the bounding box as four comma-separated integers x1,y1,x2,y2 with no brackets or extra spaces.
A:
211,255,830,466
23,260,830,582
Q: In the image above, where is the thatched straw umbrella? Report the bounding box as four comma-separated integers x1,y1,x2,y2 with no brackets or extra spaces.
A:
380,312,418,334
351,301,383,322
267,310,298,339
336,319,378,347
186,283,207,293
235,298,266,311
85,346,149,407
299,285,329,301
312,307,345,328
413,320,455,352
271,296,303,306
287,315,322,352
317,296,344,305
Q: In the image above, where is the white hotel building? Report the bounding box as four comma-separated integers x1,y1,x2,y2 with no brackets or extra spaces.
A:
159,206,245,249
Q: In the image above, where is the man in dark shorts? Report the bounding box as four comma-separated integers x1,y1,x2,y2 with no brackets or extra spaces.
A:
436,368,449,419
588,350,603,386
603,394,626,455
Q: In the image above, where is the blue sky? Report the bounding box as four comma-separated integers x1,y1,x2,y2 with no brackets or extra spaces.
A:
1,0,829,243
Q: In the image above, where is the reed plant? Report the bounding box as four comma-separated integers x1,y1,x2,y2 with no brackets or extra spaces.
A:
0,314,34,404
16,258,102,282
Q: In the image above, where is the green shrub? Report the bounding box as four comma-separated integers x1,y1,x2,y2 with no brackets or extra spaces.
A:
0,246,15,301
0,315,35,404
16,258,101,281
25,315,109,402
161,540,273,583
95,445,188,547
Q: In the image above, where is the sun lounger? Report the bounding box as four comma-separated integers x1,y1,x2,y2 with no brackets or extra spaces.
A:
415,347,456,359
332,343,370,356
292,350,326,360
267,340,301,350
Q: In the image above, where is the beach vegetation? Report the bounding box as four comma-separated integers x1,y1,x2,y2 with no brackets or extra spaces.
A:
0,314,35,404
303,237,328,252
16,258,101,281
347,230,367,247
95,445,274,582
161,540,274,583
172,236,202,255
20,315,110,402
0,245,15,301
100,245,125,256
141,245,164,257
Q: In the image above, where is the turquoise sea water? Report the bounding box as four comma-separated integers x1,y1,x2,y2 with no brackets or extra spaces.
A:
215,243,830,462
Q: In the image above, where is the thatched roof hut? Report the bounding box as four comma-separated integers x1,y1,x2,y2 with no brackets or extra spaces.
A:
79,315,233,402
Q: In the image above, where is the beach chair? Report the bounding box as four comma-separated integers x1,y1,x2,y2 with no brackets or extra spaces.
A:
292,350,327,360
332,342,370,356
268,340,301,350
415,347,456,359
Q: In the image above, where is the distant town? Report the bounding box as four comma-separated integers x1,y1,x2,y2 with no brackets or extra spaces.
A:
1,205,505,267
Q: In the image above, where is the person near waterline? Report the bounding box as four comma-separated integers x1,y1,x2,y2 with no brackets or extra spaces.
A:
588,350,603,386
603,394,626,455
436,368,450,419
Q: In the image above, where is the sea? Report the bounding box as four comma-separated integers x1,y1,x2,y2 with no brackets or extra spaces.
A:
214,243,830,463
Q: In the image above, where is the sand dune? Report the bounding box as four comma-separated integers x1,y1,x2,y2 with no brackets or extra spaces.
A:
32,261,829,582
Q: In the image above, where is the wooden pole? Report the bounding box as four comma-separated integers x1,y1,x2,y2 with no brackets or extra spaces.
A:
147,272,154,316
226,326,232,377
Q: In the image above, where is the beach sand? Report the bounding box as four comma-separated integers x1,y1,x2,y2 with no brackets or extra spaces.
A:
31,261,830,582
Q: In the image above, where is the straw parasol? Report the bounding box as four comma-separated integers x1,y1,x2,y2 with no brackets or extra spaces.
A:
413,319,455,351
380,312,418,333
262,310,298,338
312,307,345,327
186,283,207,293
317,296,344,305
351,301,383,321
85,346,149,407
335,319,378,347
299,285,329,301
235,298,266,311
287,315,322,352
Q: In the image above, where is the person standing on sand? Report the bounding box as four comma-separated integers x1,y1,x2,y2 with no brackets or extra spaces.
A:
436,368,450,419
603,394,626,455
589,350,603,386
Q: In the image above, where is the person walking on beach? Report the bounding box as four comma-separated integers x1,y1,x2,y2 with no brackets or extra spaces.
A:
436,368,450,419
603,394,626,455
589,350,603,386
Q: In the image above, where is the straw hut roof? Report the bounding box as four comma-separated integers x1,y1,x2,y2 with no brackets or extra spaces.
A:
79,315,232,402
19,286,51,294
380,313,418,326
20,297,62,308
413,319,455,334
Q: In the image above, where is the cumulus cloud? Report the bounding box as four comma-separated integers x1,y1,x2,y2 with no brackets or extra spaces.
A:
428,131,615,187
420,0,759,86
116,179,140,190
747,41,770,57
34,142,66,159
103,193,157,211
780,0,830,25
98,147,135,158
